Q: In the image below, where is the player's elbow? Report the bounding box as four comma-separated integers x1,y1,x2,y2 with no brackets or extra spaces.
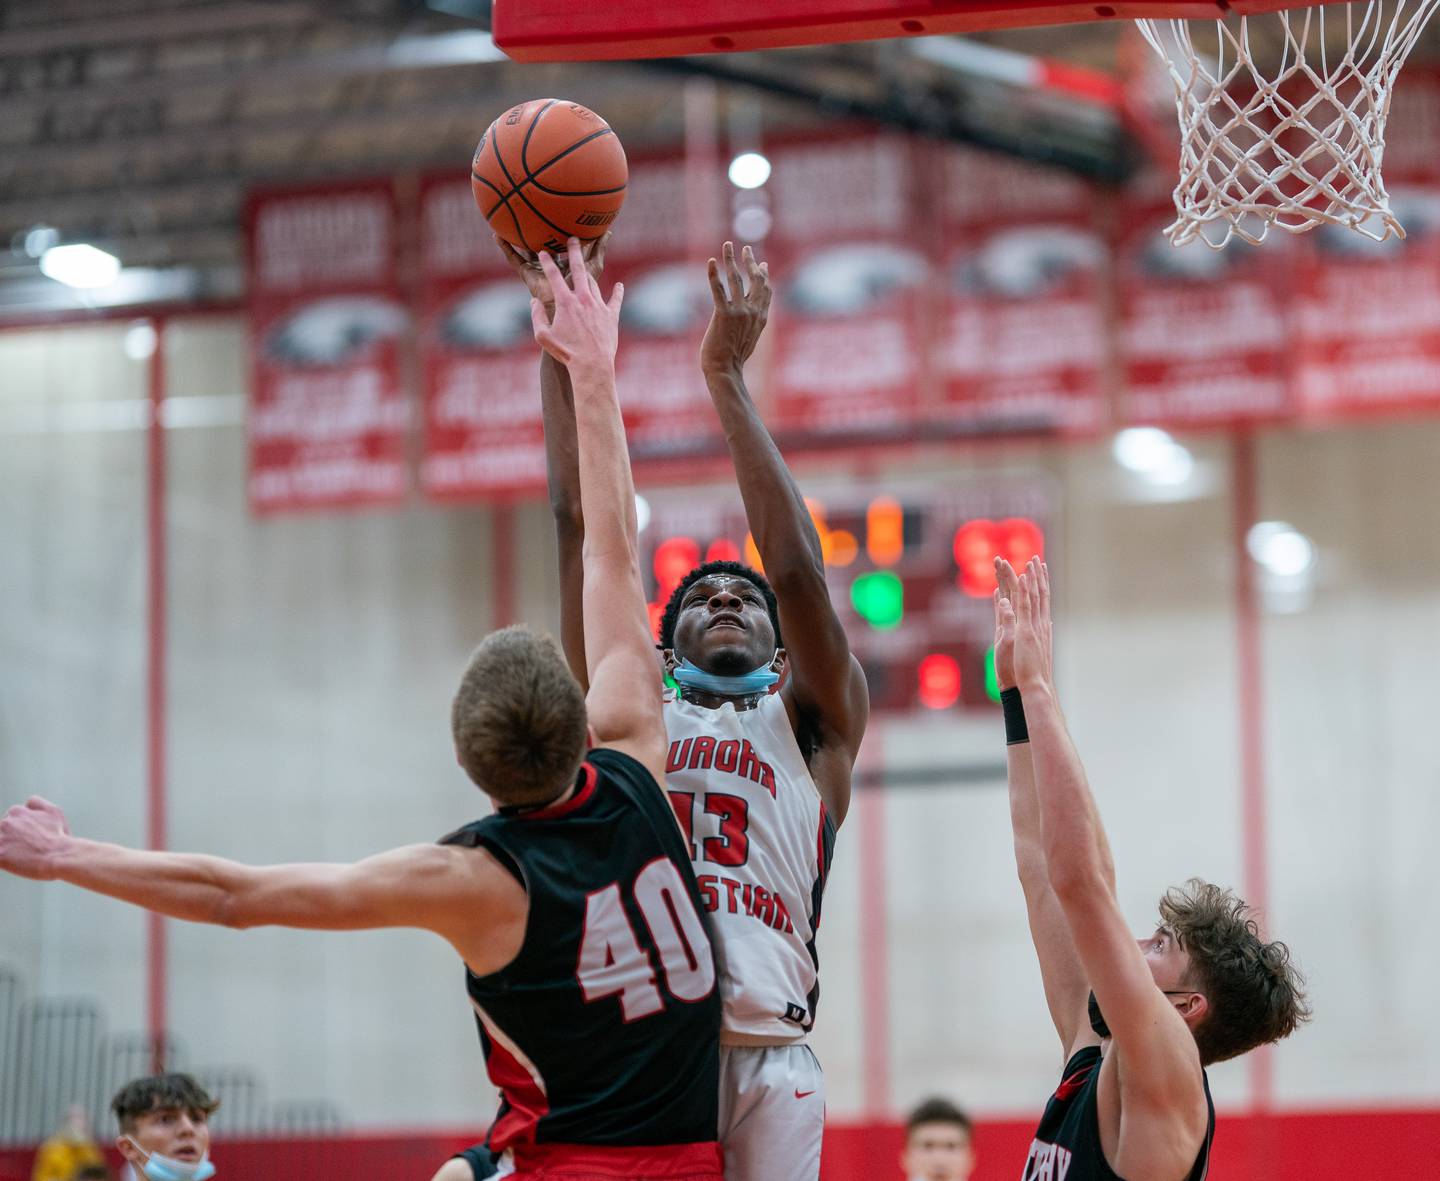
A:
1045,852,1111,905
211,890,259,930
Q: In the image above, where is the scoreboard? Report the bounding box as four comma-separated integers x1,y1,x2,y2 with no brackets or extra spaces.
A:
639,475,1055,713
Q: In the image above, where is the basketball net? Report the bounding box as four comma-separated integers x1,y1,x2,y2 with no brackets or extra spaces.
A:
1137,0,1440,247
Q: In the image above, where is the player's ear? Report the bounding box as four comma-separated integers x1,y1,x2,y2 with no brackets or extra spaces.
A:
1176,991,1208,1023
770,649,788,685
661,648,678,674
116,1135,142,1165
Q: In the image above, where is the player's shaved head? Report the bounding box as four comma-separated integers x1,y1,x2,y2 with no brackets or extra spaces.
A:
452,626,588,807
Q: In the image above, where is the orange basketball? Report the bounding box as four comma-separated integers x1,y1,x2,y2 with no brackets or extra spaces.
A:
471,98,628,256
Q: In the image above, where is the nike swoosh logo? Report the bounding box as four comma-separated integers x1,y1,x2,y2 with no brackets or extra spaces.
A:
795,1089,816,1099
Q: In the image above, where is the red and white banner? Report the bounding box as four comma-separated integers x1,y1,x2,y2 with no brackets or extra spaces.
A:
246,180,409,512
1292,192,1440,421
604,154,725,464
1118,206,1296,427
762,133,931,441
933,147,1107,436
418,174,549,499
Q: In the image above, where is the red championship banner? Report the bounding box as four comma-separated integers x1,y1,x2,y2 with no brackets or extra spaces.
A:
762,132,931,441
932,147,1107,436
1118,205,1297,427
418,173,548,498
603,153,726,464
1291,71,1440,421
246,180,409,512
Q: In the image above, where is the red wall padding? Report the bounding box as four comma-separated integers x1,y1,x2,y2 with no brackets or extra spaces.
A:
3,1109,1437,1181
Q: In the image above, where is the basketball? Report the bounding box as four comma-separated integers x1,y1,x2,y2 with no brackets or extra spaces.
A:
471,98,628,256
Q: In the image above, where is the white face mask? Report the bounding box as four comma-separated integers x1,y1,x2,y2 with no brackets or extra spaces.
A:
125,1137,217,1181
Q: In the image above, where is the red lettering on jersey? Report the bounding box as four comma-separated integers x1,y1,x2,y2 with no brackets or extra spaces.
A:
772,894,794,933
752,886,771,924
741,883,753,913
666,738,693,773
714,739,740,773
696,874,720,912
688,735,717,770
721,878,742,913
758,763,776,797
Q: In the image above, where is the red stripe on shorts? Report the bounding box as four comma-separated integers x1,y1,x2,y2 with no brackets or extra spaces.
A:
510,1139,724,1179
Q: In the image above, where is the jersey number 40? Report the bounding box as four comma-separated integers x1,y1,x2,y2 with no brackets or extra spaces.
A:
576,856,715,1022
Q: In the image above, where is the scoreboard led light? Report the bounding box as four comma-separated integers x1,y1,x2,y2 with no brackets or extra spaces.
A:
850,571,904,630
638,480,1053,713
917,653,962,710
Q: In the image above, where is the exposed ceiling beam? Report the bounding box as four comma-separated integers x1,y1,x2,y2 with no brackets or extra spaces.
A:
3,89,504,173
0,29,509,116
0,2,319,57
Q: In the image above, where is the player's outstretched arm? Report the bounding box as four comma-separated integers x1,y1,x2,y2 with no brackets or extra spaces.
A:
531,240,666,784
1008,561,1207,1176
0,797,522,968
701,241,868,824
496,234,611,691
993,558,1094,1058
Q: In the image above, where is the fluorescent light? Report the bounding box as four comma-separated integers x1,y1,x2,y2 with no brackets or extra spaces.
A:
728,152,772,190
40,244,121,289
24,225,59,258
732,205,772,241
1247,521,1315,577
1112,427,1194,485
124,321,157,360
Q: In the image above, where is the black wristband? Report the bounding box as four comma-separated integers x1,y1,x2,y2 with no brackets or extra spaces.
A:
1000,687,1029,745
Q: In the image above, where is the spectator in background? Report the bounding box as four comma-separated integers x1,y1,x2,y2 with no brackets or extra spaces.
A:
110,1074,218,1181
31,1105,104,1181
901,1098,976,1181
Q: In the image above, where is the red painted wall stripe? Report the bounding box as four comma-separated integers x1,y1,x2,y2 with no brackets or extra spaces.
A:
856,726,889,1117
1230,430,1275,1125
145,316,169,1074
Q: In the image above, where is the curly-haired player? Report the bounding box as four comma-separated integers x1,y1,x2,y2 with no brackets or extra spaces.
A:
994,557,1310,1181
504,235,869,1181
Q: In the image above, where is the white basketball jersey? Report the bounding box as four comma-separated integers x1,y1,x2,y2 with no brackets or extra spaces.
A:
662,689,836,1041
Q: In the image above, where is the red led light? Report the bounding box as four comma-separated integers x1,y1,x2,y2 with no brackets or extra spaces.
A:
654,536,701,597
706,538,741,563
953,517,1045,597
917,654,961,710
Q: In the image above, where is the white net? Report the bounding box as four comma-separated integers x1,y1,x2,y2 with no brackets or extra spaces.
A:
1137,0,1440,247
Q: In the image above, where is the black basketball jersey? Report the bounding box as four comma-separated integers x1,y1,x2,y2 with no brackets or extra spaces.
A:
1023,1046,1215,1181
439,748,721,1154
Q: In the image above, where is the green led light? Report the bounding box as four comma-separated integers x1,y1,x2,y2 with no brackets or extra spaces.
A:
850,571,903,630
984,646,1001,702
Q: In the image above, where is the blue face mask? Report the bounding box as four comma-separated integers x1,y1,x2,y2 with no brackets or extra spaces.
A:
126,1139,217,1181
672,656,779,698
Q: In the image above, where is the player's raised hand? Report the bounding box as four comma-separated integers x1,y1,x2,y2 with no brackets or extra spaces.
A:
701,241,772,377
530,237,624,375
498,232,610,319
993,557,1021,691
1012,557,1054,691
0,797,71,881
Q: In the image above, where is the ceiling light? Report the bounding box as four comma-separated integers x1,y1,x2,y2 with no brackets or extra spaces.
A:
728,152,772,190
40,244,121,289
1247,521,1316,577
